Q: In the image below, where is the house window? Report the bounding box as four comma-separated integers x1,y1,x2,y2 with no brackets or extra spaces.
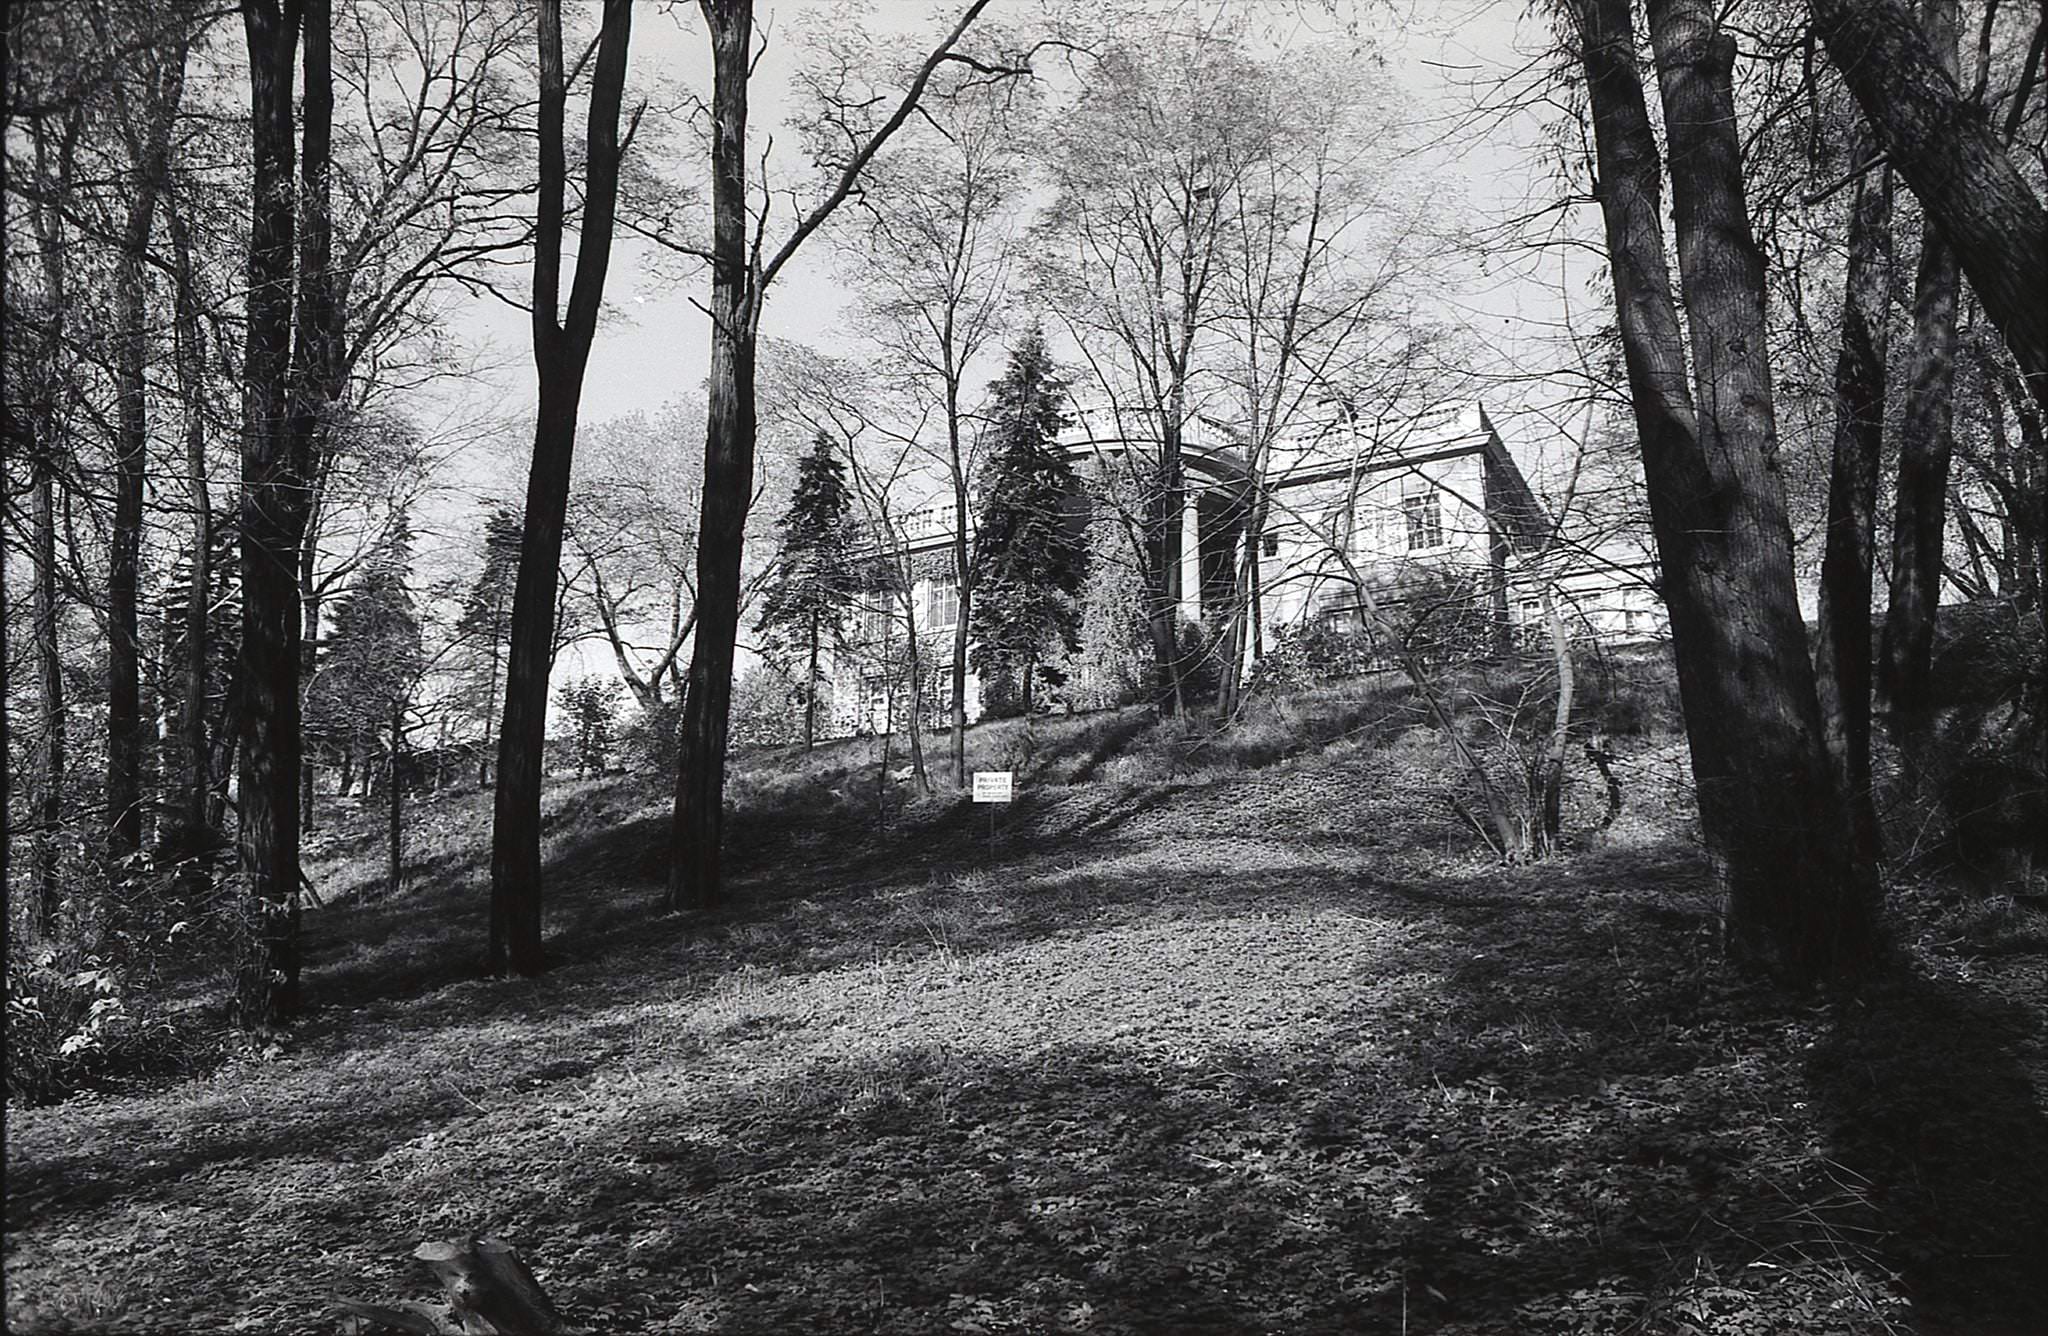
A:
1261,531,1280,558
1404,489,1443,550
857,604,890,645
926,577,958,631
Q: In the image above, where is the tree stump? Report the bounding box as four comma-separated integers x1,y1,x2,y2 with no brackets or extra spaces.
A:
412,1238,567,1335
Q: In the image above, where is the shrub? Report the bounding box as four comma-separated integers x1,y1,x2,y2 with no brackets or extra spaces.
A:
1246,620,1379,696
621,698,681,775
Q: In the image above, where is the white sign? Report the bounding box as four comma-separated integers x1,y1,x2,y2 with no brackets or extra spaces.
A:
972,771,1014,803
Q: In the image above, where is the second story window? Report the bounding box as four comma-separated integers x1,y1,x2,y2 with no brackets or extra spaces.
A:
1404,488,1443,551
926,576,958,631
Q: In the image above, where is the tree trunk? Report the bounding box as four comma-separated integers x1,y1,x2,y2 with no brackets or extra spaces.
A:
32,461,65,936
1575,0,1881,986
1811,0,2048,421
1149,424,1187,713
1878,0,1963,725
804,610,819,751
951,517,971,784
167,195,214,844
1540,586,1574,853
100,0,188,865
388,700,403,898
1812,129,1893,866
668,0,756,914
235,0,310,1028
489,0,631,975
108,208,154,861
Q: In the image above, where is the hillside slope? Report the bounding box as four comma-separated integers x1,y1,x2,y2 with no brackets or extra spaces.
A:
8,684,2047,1335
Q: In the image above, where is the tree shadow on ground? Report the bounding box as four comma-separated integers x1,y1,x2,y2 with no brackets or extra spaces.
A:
492,852,1895,1333
1803,969,2048,1334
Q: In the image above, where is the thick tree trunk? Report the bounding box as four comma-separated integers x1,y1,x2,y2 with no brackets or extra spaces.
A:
1812,130,1893,866
235,0,309,1028
1811,0,2048,421
1878,0,1963,725
668,0,756,914
1575,0,1881,986
489,0,631,974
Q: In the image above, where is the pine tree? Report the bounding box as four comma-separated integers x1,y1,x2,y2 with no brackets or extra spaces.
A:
456,506,523,785
308,513,423,794
970,329,1088,714
754,432,861,749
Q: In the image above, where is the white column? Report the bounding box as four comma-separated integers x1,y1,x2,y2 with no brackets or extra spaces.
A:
1179,487,1203,622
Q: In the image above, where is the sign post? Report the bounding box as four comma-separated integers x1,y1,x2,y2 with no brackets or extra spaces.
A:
972,770,1013,856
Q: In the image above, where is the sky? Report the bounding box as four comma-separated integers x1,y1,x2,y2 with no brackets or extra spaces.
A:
408,0,1612,690
425,0,1600,495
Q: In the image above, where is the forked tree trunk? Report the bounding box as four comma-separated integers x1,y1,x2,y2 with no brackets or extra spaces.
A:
488,0,632,975
1812,128,1893,867
1576,0,1881,986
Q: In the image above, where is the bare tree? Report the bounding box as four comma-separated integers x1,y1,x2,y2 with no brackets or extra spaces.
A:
1039,24,1276,715
234,0,349,1029
1567,0,1882,986
667,0,1020,912
488,0,634,978
92,1,193,860
834,68,1031,784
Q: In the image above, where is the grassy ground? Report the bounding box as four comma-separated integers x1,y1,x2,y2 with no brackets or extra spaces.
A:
7,684,2047,1334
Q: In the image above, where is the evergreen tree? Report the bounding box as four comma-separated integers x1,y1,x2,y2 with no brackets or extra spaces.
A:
970,329,1088,714
754,431,861,749
455,506,523,784
307,513,423,793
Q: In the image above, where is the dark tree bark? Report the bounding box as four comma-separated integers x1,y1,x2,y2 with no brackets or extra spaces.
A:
31,454,65,936
668,1,758,914
235,0,306,1027
488,0,633,977
1811,0,2048,422
235,0,344,1028
1877,0,1965,723
1812,128,1894,865
103,18,190,860
25,104,83,936
1573,0,1882,986
949,410,972,784
668,0,998,911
